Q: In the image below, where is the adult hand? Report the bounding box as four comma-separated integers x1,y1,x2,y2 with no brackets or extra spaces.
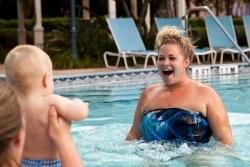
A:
48,106,71,142
48,106,84,167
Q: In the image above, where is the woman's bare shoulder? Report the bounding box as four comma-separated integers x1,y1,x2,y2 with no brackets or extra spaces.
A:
190,80,218,98
144,82,163,92
191,79,214,90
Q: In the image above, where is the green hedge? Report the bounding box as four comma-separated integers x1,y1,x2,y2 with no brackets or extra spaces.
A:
0,18,70,31
0,17,248,69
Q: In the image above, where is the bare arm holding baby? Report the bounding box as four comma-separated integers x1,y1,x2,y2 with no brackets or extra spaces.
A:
48,106,84,167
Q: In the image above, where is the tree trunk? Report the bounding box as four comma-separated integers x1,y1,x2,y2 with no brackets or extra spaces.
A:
137,0,152,35
165,0,173,17
119,0,131,17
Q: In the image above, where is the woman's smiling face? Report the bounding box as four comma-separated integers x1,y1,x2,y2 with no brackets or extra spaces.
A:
157,44,190,86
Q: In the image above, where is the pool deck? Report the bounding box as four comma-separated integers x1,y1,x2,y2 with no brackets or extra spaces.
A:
0,64,129,76
0,60,248,77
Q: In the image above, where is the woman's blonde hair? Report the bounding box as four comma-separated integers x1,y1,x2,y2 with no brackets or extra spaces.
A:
0,81,22,166
155,26,195,60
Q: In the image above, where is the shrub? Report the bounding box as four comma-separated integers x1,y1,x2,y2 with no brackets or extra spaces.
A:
0,17,247,69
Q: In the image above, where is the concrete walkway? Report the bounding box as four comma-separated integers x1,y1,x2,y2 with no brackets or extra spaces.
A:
0,64,152,76
0,60,241,76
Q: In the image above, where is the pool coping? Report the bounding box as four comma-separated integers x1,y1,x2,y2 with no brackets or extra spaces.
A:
0,63,249,89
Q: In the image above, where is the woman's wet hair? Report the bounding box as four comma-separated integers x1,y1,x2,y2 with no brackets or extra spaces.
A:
155,26,195,60
0,81,22,166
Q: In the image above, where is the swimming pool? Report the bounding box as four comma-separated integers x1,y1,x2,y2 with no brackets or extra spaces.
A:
56,73,250,167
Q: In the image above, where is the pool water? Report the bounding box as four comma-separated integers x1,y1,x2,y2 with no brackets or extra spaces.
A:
56,73,250,167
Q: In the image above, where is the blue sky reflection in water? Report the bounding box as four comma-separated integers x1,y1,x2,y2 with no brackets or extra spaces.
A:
56,73,250,167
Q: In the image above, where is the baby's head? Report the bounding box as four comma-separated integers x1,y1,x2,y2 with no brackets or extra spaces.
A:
4,45,53,94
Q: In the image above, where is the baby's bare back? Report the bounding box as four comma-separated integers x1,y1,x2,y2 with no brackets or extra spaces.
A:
22,97,59,160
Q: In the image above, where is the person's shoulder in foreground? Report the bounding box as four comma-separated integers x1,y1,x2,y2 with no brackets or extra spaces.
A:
0,81,25,167
126,26,232,145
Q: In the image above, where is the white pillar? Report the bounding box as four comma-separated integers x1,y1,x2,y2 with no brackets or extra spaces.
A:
177,0,186,18
145,3,150,32
34,0,44,49
131,0,138,19
82,0,90,20
108,0,116,18
17,0,26,44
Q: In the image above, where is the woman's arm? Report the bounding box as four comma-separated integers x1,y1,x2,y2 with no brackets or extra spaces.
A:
125,89,148,141
206,88,232,145
48,106,84,167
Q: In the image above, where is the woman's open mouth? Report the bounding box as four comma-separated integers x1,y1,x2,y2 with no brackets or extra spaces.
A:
162,69,174,77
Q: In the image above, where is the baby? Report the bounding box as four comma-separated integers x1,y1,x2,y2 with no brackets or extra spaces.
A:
4,44,89,166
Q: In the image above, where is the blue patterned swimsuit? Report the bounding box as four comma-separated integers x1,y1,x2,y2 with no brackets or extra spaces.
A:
140,108,212,143
21,158,61,167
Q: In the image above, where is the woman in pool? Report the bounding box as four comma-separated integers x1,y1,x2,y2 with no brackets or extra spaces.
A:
125,26,232,145
0,81,83,166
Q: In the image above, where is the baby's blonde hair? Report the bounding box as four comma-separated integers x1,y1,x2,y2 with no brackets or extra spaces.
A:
4,45,52,93
155,26,195,60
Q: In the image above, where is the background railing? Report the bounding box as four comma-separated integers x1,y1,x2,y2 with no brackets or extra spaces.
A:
185,6,250,64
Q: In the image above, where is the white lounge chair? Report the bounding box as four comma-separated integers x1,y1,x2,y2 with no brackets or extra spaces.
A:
155,17,217,64
205,16,250,64
104,18,157,69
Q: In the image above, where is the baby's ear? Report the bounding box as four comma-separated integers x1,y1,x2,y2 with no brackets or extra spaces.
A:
42,73,50,88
